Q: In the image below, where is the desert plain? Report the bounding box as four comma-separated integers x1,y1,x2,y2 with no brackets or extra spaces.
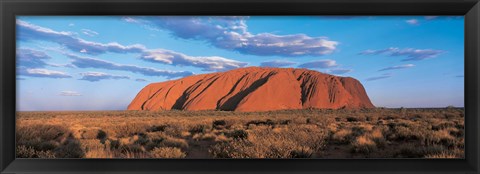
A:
16,108,464,158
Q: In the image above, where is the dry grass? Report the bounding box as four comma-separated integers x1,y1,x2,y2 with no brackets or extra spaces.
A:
351,135,377,154
210,124,327,158
151,147,186,158
16,108,464,158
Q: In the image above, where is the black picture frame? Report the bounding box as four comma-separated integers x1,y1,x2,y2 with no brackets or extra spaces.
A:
1,0,479,173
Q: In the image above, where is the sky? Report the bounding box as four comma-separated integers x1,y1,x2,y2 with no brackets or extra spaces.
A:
16,16,464,111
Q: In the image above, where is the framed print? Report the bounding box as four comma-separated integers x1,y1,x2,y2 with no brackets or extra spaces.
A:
1,0,479,173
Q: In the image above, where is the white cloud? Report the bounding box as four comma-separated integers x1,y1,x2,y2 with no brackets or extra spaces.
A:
135,78,148,82
18,68,72,78
141,49,248,71
260,60,297,67
298,59,338,69
124,16,339,57
122,17,138,23
379,64,415,71
366,73,393,81
406,19,419,25
46,63,76,68
327,68,353,75
17,48,52,68
59,91,82,96
424,16,438,20
79,72,130,82
81,29,99,37
18,20,247,71
359,47,445,61
66,53,194,78
17,20,146,55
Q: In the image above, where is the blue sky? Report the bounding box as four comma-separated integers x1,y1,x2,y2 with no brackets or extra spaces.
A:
16,16,464,111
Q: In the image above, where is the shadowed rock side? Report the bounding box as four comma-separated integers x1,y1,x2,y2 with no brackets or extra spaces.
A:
128,67,375,112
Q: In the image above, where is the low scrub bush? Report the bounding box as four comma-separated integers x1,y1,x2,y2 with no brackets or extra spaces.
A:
151,147,186,158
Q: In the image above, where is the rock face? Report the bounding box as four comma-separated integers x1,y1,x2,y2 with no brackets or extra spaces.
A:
128,67,375,112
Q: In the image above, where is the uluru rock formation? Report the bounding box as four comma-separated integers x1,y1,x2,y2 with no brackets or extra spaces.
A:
128,67,375,112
